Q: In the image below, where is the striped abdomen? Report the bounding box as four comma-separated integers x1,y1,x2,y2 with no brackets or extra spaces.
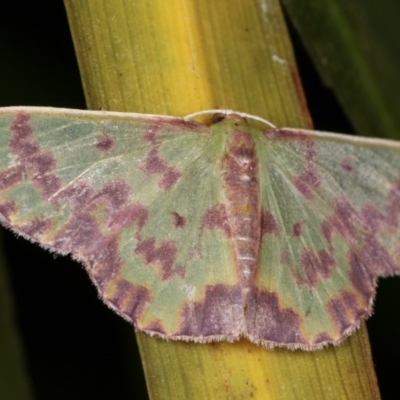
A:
222,131,261,292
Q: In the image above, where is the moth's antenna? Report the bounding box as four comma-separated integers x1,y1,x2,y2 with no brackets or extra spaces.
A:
185,109,276,129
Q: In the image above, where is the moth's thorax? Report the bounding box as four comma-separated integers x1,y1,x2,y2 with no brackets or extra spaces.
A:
222,130,261,291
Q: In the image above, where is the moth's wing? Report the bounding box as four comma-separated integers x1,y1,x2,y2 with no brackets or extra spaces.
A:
0,107,244,341
248,128,400,350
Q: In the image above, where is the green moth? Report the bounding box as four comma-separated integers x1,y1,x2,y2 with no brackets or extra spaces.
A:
0,106,399,350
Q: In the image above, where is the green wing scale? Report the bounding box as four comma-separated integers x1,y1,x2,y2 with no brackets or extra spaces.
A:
0,107,399,350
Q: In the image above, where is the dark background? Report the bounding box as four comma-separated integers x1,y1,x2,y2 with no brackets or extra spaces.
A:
0,1,399,399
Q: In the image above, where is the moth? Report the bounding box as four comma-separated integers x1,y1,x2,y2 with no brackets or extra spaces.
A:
0,106,399,350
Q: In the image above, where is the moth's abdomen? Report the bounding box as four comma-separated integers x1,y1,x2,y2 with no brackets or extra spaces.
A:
222,131,261,290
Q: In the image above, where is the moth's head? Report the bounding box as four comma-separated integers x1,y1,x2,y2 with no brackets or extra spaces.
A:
184,109,276,130
210,110,276,131
211,112,245,125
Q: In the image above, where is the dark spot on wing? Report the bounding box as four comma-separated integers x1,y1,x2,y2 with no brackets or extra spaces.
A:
9,112,61,199
313,332,333,346
261,208,279,236
300,248,335,287
159,168,181,190
52,182,95,210
0,200,17,222
33,174,61,199
141,148,165,174
0,165,24,190
28,152,56,176
109,202,148,231
176,284,243,337
135,237,183,280
292,222,302,237
143,128,159,144
96,132,114,151
322,197,358,245
140,148,181,190
91,179,130,208
305,140,316,161
53,214,122,289
292,164,320,200
144,321,167,335
351,235,399,280
19,217,51,238
54,179,148,232
348,253,374,312
327,291,367,336
108,280,151,323
201,204,231,236
246,288,307,346
9,112,32,142
361,205,385,232
340,157,354,172
172,212,186,228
